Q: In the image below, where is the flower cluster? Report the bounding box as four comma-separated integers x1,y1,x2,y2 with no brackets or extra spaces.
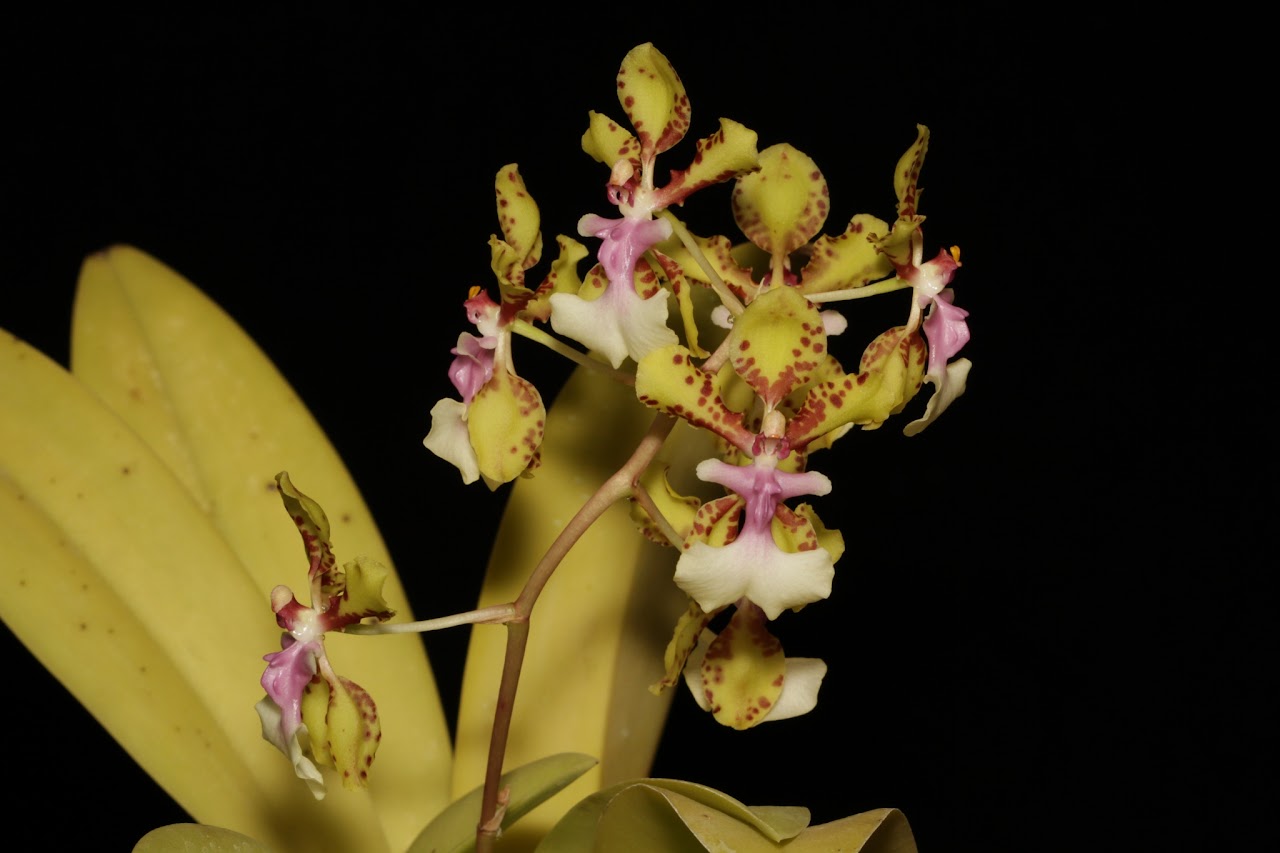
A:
417,45,970,731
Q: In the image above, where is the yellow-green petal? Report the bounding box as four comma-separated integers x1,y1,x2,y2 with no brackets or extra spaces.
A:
335,556,395,623
799,213,894,295
654,119,760,209
580,110,641,171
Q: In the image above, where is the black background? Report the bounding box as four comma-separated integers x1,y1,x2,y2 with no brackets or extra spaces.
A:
3,8,1255,852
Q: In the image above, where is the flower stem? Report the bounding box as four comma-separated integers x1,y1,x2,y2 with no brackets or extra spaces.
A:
512,319,635,386
804,277,912,303
475,412,677,849
658,210,747,317
342,604,516,635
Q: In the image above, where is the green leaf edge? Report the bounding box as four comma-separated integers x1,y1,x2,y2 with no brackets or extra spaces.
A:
133,823,276,853
536,777,811,851
408,753,598,853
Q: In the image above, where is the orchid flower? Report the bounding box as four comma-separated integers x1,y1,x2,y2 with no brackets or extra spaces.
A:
867,124,972,435
682,606,827,728
550,43,759,367
423,286,546,489
256,472,395,799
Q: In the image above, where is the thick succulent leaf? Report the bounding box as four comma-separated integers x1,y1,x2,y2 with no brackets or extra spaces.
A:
895,125,930,219
537,778,810,851
69,246,450,849
593,785,711,852
783,808,918,852
654,118,760,209
799,213,894,295
408,753,597,853
580,110,642,172
0,474,276,845
133,823,274,852
732,144,829,256
662,788,799,851
0,331,386,852
727,285,827,407
617,43,690,161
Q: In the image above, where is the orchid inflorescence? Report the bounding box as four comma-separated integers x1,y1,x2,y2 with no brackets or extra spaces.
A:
258,39,969,836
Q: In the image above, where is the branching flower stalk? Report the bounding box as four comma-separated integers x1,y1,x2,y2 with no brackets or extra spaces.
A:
250,40,972,850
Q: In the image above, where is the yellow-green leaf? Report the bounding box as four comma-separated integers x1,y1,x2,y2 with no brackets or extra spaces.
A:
134,823,275,853
68,245,450,849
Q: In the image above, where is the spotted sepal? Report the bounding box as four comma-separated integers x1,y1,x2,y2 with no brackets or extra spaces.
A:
275,472,338,590
523,235,590,322
727,286,827,408
798,213,894,295
647,250,708,358
330,556,395,626
732,144,829,258
635,345,755,452
786,327,925,446
652,118,760,210
793,503,845,566
300,673,381,791
629,463,701,547
580,110,642,173
489,165,545,297
467,368,546,490
655,230,756,303
649,598,714,694
895,124,930,219
617,43,690,164
699,603,786,730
